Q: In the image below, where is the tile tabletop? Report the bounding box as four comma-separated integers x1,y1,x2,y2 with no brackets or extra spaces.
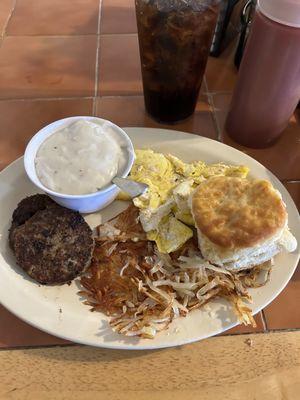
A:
6,0,100,35
0,0,299,349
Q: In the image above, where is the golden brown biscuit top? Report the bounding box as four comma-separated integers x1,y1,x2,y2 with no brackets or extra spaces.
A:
192,177,287,249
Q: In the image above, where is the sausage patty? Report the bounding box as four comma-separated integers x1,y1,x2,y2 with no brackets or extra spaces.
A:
9,194,57,250
10,194,94,284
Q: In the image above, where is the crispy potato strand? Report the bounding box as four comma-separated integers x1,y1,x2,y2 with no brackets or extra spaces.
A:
79,206,271,338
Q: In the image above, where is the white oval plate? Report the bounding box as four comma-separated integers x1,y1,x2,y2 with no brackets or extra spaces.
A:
0,128,299,350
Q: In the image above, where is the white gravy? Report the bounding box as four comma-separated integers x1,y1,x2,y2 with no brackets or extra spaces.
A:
35,120,125,195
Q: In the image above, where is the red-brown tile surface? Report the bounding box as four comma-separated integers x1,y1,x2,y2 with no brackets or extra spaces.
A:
206,41,238,92
0,36,97,99
96,95,217,138
98,34,142,95
101,0,137,34
285,182,300,212
7,0,99,35
0,0,14,36
263,263,300,330
222,312,265,335
0,305,71,348
213,93,300,181
0,98,93,170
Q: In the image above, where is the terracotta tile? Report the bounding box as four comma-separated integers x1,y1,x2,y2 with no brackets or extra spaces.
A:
261,183,300,328
7,0,99,35
213,93,300,181
0,98,93,170
263,263,300,329
0,305,71,348
284,182,300,212
0,36,97,99
101,0,137,34
98,34,142,95
222,312,265,335
0,0,14,36
206,41,238,92
96,96,217,138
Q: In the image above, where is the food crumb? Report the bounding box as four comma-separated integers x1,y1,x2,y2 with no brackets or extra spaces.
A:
208,311,216,318
245,338,253,347
59,308,62,314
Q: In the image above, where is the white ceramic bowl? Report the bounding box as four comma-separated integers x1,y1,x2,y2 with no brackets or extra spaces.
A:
24,116,135,213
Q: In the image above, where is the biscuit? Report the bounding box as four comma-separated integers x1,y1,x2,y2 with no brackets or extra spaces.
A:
191,177,287,249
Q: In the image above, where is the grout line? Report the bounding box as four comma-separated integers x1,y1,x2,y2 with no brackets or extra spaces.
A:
98,32,138,37
0,94,148,102
0,93,244,103
203,77,222,140
92,99,97,116
207,92,222,142
261,310,268,331
6,31,138,38
97,94,144,99
6,33,99,38
0,0,17,45
202,75,209,93
96,93,144,99
0,96,94,102
92,0,102,115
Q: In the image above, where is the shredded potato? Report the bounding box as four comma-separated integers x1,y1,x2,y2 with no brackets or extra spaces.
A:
79,205,272,339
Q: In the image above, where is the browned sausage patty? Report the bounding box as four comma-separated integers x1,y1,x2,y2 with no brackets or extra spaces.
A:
10,195,94,284
9,194,57,250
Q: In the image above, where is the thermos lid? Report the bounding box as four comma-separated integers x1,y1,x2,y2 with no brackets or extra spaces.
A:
258,0,300,28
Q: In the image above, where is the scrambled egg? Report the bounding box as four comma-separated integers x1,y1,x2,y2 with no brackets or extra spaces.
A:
117,149,249,253
123,149,176,209
147,216,193,254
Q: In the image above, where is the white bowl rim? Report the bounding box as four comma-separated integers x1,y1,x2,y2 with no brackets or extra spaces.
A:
24,116,135,199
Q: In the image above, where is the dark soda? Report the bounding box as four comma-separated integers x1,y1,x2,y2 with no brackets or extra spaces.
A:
135,0,220,123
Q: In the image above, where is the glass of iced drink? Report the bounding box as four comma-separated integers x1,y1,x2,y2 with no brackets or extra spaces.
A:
135,0,220,123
